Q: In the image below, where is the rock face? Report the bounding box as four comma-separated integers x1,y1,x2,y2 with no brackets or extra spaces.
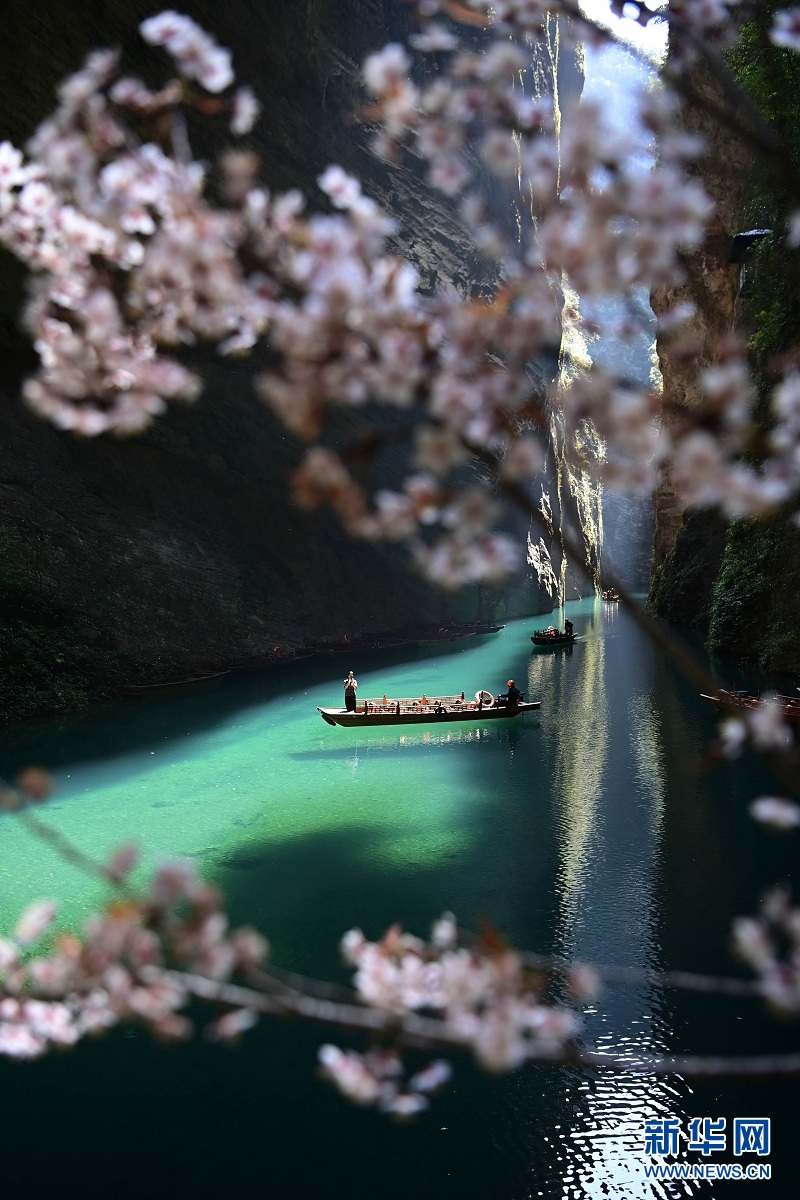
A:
0,0,595,718
647,30,800,674
648,38,752,629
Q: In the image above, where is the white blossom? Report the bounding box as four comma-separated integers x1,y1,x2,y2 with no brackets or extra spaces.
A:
771,8,800,51
749,796,800,830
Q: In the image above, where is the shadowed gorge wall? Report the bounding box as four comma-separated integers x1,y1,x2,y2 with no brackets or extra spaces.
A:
0,0,592,720
649,11,800,672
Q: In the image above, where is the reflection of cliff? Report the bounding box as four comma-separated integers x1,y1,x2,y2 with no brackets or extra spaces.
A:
0,0,590,718
545,601,678,1197
545,612,608,923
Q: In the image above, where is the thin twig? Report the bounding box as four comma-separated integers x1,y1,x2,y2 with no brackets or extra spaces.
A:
519,950,764,998
18,810,117,888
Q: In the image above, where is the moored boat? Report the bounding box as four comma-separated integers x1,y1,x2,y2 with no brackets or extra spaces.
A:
415,631,476,646
317,691,541,727
448,621,506,636
700,688,800,725
122,670,231,696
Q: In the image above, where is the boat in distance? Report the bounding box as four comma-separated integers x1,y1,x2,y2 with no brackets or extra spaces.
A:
317,691,541,727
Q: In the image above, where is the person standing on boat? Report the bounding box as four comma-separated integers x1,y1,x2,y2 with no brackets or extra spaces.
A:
343,670,358,712
564,619,573,638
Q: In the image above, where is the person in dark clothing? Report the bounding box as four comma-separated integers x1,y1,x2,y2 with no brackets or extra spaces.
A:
564,619,574,638
343,670,358,712
500,679,523,706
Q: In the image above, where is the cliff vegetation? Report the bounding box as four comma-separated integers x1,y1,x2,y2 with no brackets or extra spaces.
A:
650,4,800,673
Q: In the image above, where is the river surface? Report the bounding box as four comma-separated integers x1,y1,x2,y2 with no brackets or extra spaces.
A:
0,600,796,1199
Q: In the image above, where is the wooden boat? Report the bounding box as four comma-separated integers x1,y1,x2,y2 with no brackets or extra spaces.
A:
415,631,476,646
531,629,577,646
602,590,619,602
449,621,505,636
700,689,800,725
121,670,230,696
317,691,541,727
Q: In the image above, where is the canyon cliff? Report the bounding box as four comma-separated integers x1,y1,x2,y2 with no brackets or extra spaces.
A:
648,16,800,674
0,0,599,721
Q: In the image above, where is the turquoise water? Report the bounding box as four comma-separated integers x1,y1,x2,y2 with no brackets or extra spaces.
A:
0,601,796,1199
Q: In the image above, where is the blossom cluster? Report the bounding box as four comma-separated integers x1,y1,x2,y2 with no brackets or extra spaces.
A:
717,692,794,758
3,7,800,584
0,794,588,1113
0,851,267,1059
333,914,581,1088
0,15,261,436
732,885,800,1015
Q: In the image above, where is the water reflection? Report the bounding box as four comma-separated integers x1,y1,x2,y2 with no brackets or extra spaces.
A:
542,601,685,1198
289,722,539,760
542,616,608,927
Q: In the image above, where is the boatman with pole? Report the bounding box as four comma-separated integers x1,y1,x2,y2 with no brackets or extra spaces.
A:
343,670,358,712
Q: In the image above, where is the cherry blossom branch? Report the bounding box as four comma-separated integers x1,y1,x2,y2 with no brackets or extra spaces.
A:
140,968,800,1078
1,804,798,1106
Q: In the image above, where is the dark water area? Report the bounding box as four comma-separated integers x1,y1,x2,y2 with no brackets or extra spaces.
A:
0,601,797,1199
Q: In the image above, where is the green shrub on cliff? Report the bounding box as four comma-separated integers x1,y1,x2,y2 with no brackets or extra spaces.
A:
709,514,800,671
701,10,800,667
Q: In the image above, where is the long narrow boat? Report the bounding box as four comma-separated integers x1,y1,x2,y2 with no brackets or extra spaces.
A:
121,670,230,696
317,692,541,728
531,630,577,646
415,632,476,647
700,688,800,725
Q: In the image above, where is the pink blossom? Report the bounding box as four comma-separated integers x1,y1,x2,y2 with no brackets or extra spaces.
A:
363,44,411,96
472,1006,527,1072
140,12,233,92
0,141,29,190
104,842,140,883
230,86,260,135
317,165,362,211
771,7,800,51
746,694,792,752
408,1060,452,1093
428,155,471,196
207,1008,258,1042
14,900,58,947
0,938,20,975
318,1044,383,1105
749,796,800,830
0,1023,46,1059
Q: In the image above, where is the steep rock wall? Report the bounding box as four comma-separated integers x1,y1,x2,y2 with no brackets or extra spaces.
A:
649,23,800,673
0,0,589,718
648,42,752,628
